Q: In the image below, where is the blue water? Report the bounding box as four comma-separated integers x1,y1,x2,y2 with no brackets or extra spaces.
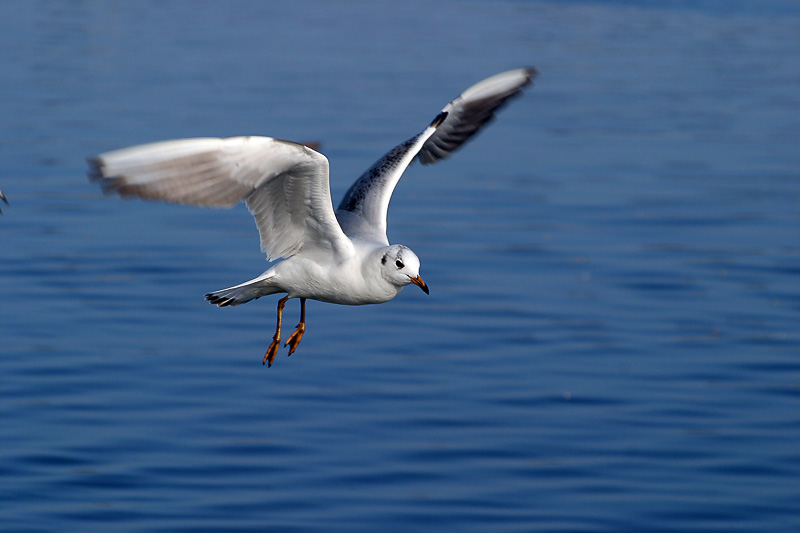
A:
1,1,799,531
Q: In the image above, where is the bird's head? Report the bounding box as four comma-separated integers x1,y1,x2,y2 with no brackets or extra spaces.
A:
380,245,429,294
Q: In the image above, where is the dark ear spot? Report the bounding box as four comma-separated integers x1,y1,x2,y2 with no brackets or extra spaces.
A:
381,254,387,265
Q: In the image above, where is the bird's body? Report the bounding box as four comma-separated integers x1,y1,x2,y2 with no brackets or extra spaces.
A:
89,68,536,365
210,240,405,306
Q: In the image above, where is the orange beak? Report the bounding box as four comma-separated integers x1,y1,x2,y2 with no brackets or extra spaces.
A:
408,275,429,295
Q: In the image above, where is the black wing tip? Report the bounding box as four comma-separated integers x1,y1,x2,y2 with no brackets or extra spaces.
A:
86,156,107,182
86,156,133,197
517,67,539,89
88,169,126,195
430,111,448,128
205,293,235,307
523,66,539,80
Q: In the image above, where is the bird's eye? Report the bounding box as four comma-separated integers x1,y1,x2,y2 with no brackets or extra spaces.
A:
395,260,404,269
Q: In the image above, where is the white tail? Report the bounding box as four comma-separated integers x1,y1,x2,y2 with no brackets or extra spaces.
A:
204,272,279,307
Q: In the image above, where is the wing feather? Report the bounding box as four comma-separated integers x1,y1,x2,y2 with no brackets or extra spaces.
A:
418,67,537,165
89,136,353,261
336,67,536,242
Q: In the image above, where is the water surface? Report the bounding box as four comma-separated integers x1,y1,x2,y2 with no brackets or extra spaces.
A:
1,1,798,531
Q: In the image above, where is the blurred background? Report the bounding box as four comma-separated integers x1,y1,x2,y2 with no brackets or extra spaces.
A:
1,1,798,531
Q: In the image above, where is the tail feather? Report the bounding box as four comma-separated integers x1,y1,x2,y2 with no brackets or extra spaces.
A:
205,273,278,307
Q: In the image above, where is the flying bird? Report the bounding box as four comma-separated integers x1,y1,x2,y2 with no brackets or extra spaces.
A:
88,68,536,366
0,189,7,213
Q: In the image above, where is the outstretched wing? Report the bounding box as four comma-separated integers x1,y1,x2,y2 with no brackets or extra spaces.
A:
336,67,536,242
89,136,353,261
418,67,537,164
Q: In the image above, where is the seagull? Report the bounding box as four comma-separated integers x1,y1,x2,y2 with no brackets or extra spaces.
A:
0,189,7,213
88,67,536,366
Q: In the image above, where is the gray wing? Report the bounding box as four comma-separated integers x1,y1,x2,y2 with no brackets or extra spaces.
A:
336,67,536,242
89,136,353,261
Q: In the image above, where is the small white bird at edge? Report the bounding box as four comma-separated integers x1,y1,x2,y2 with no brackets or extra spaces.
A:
88,67,537,366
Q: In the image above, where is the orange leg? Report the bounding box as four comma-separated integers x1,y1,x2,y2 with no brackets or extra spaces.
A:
263,295,290,366
284,298,306,356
